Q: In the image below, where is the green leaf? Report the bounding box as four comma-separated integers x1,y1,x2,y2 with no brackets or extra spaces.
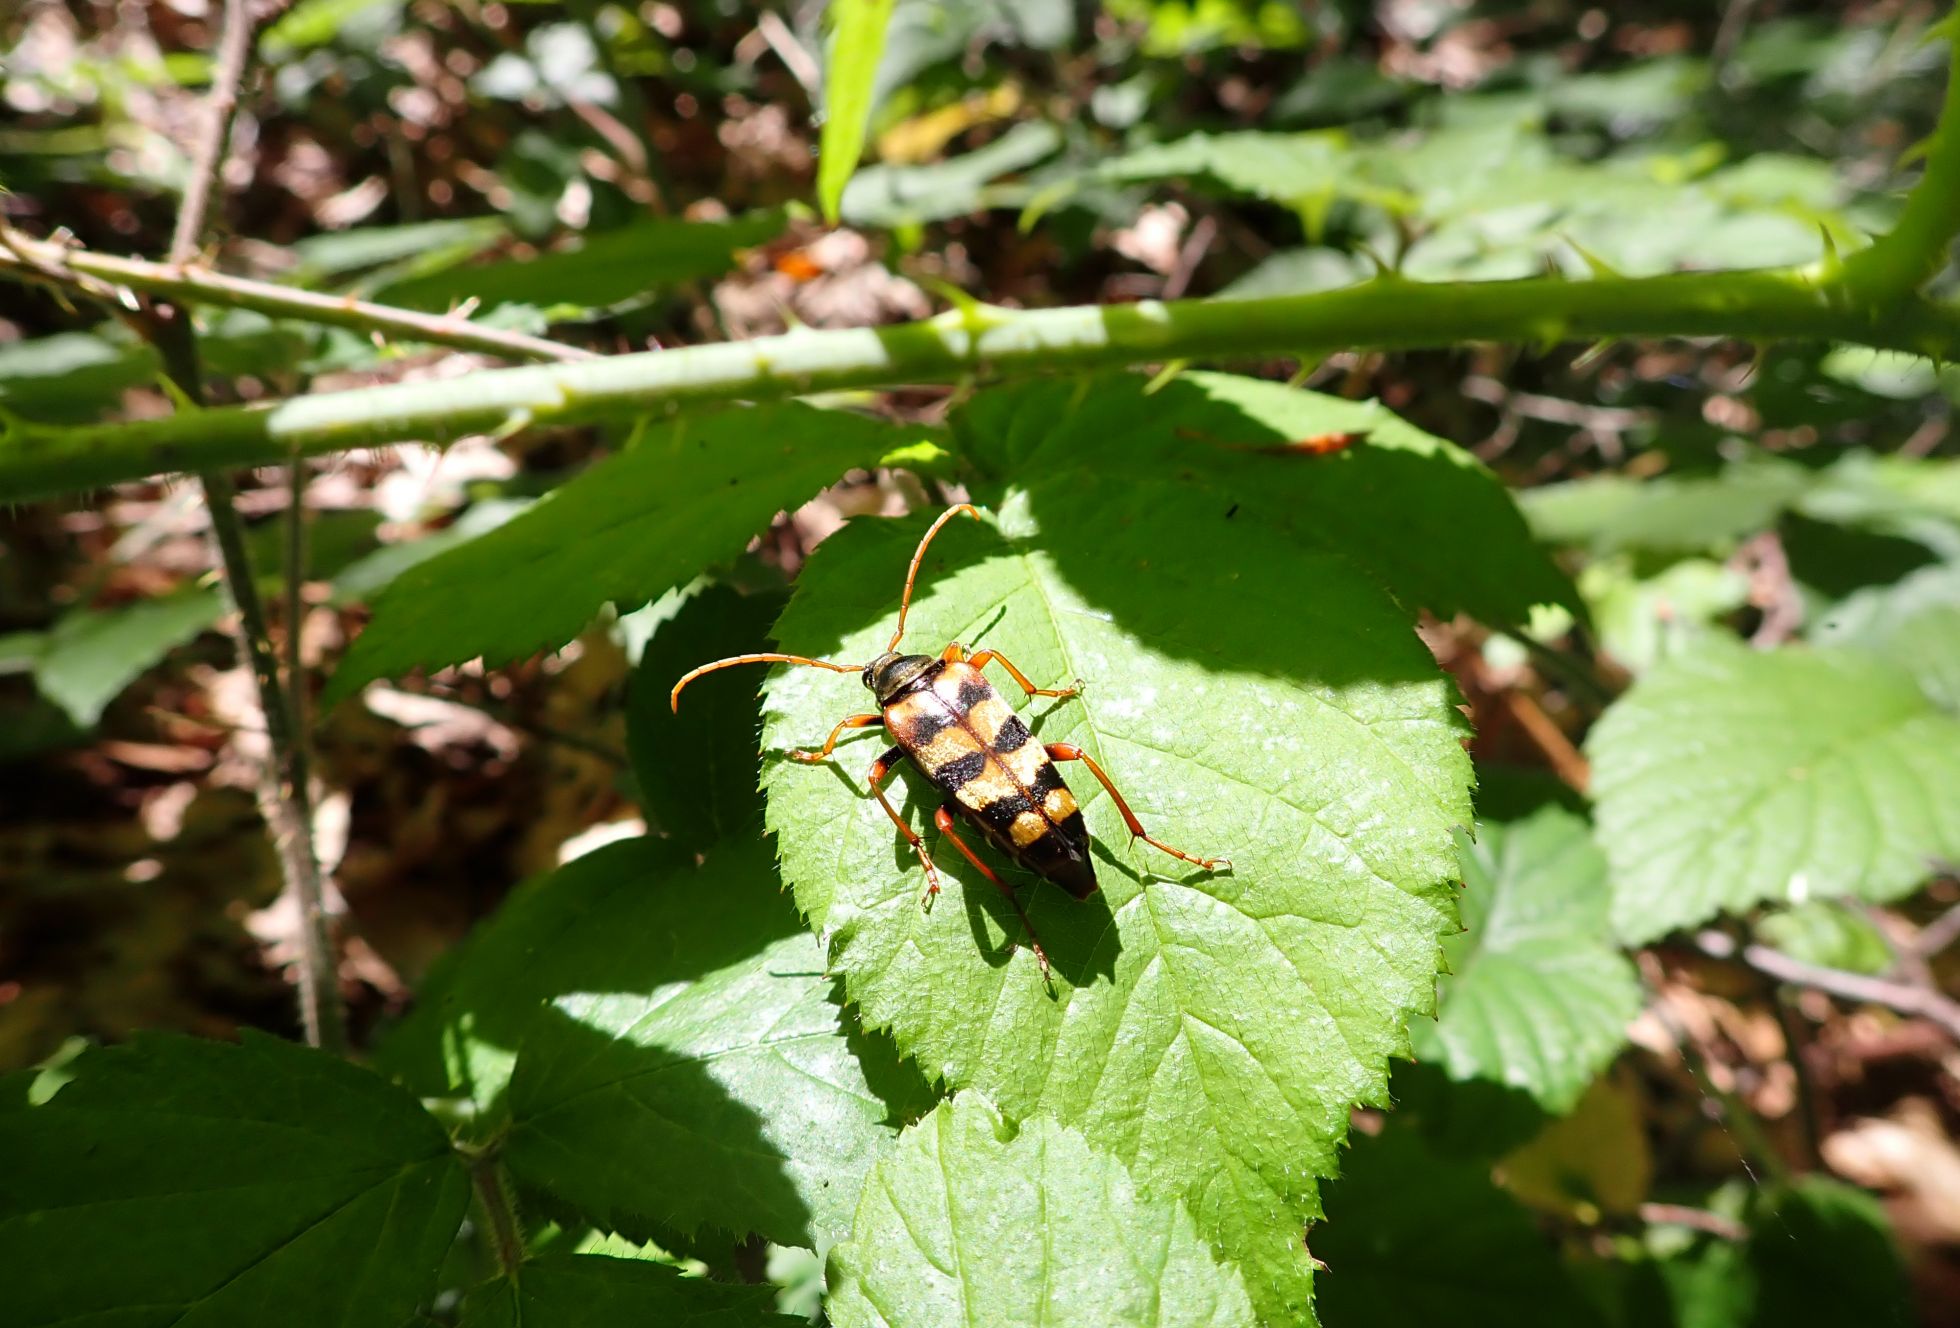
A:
1580,556,1751,676
460,1254,793,1327
818,0,897,224
954,371,1580,627
1310,1126,1600,1328
627,581,786,847
34,586,225,726
763,493,1470,1320
1746,1177,1911,1327
378,837,929,1248
330,499,534,604
1589,637,1960,944
827,1094,1256,1328
325,403,935,705
0,1031,469,1328
841,121,1063,228
0,330,159,423
1755,901,1895,976
1413,807,1640,1114
374,211,786,313
1522,459,1815,556
1813,561,1960,711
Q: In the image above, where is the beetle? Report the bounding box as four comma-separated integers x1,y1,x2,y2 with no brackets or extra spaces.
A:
669,504,1228,976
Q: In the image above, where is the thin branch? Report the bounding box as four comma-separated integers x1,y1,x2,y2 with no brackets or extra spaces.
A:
167,0,255,266
162,0,348,1055
1696,930,1960,1043
6,268,1960,499
0,229,590,363
1914,896,1960,958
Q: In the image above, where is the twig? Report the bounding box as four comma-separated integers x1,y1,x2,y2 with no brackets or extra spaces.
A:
166,0,347,1055
1498,689,1591,793
1637,1202,1749,1242
1696,929,1960,1043
1914,896,1960,959
0,229,590,363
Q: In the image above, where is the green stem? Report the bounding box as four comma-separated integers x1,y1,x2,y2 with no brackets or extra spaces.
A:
1838,16,1960,303
6,268,1960,499
468,1152,526,1279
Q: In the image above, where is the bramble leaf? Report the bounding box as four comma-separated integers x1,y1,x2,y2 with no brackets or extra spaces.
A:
327,403,936,705
953,371,1580,627
1311,1125,1600,1327
818,0,896,223
827,1094,1255,1328
0,1031,468,1328
626,581,787,847
375,212,786,314
762,488,1469,1320
34,585,224,726
460,1253,793,1327
1588,637,1960,944
377,837,930,1249
1413,807,1640,1114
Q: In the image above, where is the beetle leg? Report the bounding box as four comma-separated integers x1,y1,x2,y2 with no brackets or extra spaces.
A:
868,747,943,907
788,712,883,764
1044,743,1230,872
968,648,1080,700
933,804,1050,979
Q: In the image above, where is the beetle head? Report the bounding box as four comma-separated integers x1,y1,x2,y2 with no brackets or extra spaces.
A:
863,651,936,705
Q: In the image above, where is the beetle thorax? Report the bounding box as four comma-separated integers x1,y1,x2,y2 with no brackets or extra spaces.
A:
863,651,936,705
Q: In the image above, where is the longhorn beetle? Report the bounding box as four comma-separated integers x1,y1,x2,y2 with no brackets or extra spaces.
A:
670,504,1228,977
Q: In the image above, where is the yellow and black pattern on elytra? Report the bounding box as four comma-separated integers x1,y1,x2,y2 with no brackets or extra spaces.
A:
884,660,1097,898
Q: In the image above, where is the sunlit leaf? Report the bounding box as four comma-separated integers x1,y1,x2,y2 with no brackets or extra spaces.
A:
1414,807,1640,1114
818,0,897,223
763,490,1469,1320
827,1094,1255,1328
1589,637,1960,944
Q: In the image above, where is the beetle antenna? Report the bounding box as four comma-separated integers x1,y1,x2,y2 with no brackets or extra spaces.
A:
671,653,860,712
889,503,980,652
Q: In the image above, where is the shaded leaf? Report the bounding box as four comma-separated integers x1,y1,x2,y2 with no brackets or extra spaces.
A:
1589,637,1960,944
818,0,897,223
34,586,225,726
1311,1125,1600,1328
1500,1075,1653,1220
378,837,929,1248
627,581,787,847
954,371,1580,626
1745,1177,1910,1327
763,494,1469,1320
375,212,785,313
0,1031,468,1328
460,1254,793,1327
1414,807,1640,1114
0,330,158,423
326,403,936,704
827,1094,1255,1328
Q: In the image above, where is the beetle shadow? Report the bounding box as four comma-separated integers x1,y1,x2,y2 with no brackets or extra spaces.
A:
879,768,1119,992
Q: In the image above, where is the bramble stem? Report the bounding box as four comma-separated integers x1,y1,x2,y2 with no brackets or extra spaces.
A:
0,18,1954,503
163,0,348,1055
3,268,1958,500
